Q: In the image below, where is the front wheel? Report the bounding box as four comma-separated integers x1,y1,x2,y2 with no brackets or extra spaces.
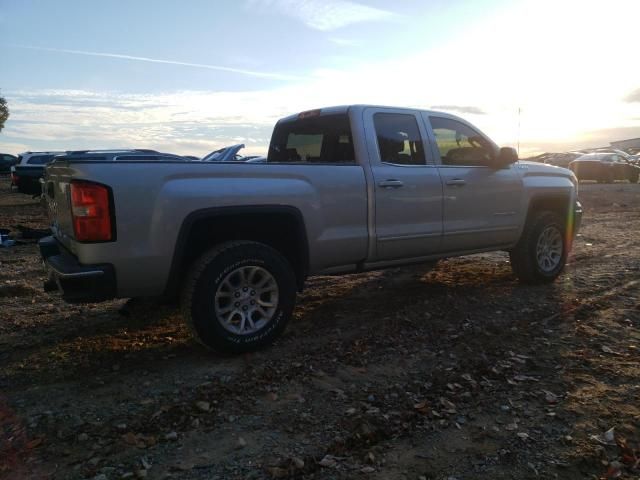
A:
181,241,297,353
509,211,567,284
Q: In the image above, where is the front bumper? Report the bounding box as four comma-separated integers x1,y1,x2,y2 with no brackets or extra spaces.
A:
39,236,117,303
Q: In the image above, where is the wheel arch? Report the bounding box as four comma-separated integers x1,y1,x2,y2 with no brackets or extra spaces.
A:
163,205,309,298
523,193,573,234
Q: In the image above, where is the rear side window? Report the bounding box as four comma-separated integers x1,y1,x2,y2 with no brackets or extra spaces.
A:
373,113,426,166
27,155,55,165
268,114,355,164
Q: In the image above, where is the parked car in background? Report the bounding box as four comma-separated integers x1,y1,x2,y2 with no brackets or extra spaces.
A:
199,144,265,162
587,148,634,160
569,153,640,183
0,153,19,174
629,154,640,166
57,149,189,163
200,144,247,162
12,149,189,195
544,152,583,168
527,152,582,168
245,156,267,163
11,151,64,194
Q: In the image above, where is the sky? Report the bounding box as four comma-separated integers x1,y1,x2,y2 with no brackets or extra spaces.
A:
0,0,639,157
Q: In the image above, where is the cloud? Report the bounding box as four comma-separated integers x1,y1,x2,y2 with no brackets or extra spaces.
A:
430,105,486,115
8,45,300,81
0,89,283,155
247,0,397,30
0,140,29,154
624,88,640,103
328,37,363,47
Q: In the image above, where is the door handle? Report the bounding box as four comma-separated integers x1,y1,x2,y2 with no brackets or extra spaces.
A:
445,178,466,187
378,179,404,189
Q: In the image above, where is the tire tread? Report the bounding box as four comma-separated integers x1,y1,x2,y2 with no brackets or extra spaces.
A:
181,241,295,352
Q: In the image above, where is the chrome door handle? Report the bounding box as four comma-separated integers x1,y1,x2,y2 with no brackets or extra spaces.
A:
445,178,466,187
378,179,404,189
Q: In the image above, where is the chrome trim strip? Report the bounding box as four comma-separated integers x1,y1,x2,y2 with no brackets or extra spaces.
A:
378,232,442,242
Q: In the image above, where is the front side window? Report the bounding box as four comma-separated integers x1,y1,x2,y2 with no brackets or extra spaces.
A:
373,113,426,166
268,114,355,164
429,117,494,167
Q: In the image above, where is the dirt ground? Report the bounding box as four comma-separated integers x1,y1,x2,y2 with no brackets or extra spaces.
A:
1,176,639,480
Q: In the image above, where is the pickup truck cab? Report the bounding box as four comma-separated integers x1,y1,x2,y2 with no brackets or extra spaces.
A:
41,105,582,353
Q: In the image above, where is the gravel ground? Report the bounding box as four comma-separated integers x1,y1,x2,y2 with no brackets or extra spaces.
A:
1,177,639,480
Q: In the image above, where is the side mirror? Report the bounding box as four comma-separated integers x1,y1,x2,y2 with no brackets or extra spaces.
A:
494,147,518,167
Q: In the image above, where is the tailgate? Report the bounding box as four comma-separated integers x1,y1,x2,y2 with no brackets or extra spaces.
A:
42,162,77,252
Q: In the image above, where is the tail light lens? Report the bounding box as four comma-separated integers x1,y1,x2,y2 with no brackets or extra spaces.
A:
11,173,19,184
70,181,113,242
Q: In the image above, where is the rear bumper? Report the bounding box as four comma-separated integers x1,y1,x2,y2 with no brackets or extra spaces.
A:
39,236,117,303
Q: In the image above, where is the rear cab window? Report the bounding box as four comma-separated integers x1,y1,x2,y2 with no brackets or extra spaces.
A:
268,113,355,164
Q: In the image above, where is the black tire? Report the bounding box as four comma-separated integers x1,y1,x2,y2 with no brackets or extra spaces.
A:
181,241,297,353
509,211,568,284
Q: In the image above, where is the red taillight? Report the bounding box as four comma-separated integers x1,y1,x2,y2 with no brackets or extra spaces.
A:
11,173,19,184
70,181,113,242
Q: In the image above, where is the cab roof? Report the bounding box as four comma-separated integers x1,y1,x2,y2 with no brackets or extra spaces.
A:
278,105,467,124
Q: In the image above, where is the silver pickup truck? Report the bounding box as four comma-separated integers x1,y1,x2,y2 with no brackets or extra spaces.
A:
40,105,582,353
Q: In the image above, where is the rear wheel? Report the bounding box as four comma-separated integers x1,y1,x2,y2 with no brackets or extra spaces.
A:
181,241,297,353
509,211,567,284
